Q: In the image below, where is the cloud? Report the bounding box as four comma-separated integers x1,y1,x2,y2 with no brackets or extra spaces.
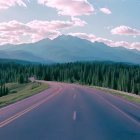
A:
130,42,140,50
68,32,140,51
0,0,29,9
0,19,86,44
68,32,96,42
111,26,140,36
27,19,86,30
96,37,114,46
96,38,130,49
71,17,87,26
100,8,111,15
38,0,94,16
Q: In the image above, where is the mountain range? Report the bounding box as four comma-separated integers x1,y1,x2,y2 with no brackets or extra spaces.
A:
0,35,140,64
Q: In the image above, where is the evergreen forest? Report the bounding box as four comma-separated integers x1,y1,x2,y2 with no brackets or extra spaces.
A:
0,61,140,97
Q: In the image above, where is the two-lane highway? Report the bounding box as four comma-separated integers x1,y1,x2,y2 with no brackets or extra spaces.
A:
0,80,140,140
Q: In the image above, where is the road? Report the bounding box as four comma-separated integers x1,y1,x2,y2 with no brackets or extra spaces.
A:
0,80,140,140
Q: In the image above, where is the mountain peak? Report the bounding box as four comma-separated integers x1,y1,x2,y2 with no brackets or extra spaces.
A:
54,35,82,41
0,35,140,64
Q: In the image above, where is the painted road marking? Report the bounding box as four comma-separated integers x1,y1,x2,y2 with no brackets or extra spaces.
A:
106,92,140,109
90,91,140,126
103,98,140,126
0,86,62,128
73,111,77,121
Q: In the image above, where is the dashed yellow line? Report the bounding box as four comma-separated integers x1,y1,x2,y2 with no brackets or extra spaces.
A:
0,85,62,128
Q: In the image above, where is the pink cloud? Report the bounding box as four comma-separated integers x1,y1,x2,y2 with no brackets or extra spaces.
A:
96,37,116,47
68,32,96,42
0,19,86,44
68,32,140,51
0,0,28,9
31,30,61,42
112,41,129,47
27,18,86,30
96,38,130,48
130,42,140,50
100,8,112,15
38,0,94,16
111,26,140,36
71,17,87,26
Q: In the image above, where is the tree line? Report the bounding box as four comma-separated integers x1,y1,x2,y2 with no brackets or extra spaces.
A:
0,85,8,97
0,61,140,97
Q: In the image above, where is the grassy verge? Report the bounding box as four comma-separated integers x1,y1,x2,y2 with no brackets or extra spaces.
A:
57,80,140,104
0,82,49,108
90,86,140,104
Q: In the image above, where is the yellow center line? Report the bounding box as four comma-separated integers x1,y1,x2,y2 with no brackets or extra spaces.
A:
0,85,62,128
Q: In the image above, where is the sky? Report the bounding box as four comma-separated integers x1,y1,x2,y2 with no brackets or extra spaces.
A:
0,0,140,50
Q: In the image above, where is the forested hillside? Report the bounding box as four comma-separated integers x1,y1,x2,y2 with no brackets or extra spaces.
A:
0,62,140,96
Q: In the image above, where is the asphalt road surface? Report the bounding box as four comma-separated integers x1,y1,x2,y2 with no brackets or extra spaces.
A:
0,80,140,140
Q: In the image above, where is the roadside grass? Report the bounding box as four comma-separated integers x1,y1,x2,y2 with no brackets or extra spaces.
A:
56,80,140,105
0,82,49,108
90,86,140,104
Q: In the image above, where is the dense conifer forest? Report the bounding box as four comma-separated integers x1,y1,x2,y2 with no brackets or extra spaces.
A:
0,61,140,97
